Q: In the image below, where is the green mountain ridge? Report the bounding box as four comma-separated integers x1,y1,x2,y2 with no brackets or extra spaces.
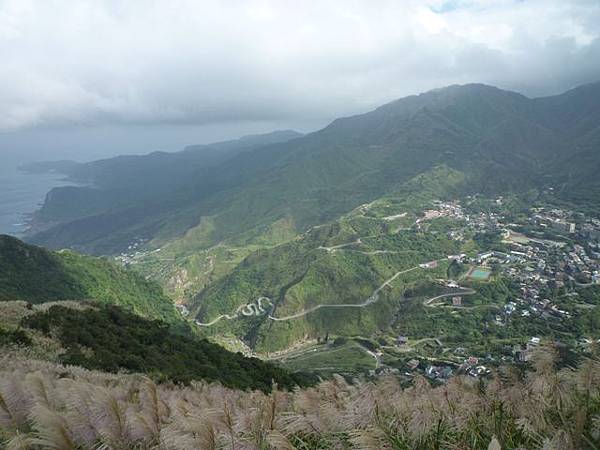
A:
191,165,467,351
0,236,316,390
26,82,600,257
18,81,600,356
0,234,178,323
26,129,304,251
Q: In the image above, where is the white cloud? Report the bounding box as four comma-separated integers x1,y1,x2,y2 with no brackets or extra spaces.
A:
0,0,599,131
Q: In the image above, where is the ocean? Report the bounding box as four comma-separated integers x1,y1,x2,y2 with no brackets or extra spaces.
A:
0,123,297,237
0,152,79,236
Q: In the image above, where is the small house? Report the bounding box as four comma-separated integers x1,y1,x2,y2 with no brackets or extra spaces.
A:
407,359,420,370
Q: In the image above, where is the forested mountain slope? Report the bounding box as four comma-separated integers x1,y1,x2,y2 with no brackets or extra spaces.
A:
27,83,600,255
26,130,303,253
0,234,178,322
0,300,315,391
0,235,316,390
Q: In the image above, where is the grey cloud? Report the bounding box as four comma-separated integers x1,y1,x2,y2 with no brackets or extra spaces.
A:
0,0,599,132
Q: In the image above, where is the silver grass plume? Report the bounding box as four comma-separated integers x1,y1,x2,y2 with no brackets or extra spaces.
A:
28,404,75,450
0,373,30,430
4,432,34,450
488,435,501,450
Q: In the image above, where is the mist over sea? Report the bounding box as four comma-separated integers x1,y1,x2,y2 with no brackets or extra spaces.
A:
0,126,187,237
0,150,78,236
0,122,312,237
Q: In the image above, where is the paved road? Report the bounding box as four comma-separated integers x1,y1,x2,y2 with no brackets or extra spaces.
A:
198,282,475,327
342,249,419,256
422,287,476,307
196,297,272,326
268,264,424,321
197,254,456,326
365,349,382,368
195,313,237,327
318,239,362,253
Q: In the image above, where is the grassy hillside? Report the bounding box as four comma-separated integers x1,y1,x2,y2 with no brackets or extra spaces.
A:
20,302,314,390
0,235,178,323
191,166,466,351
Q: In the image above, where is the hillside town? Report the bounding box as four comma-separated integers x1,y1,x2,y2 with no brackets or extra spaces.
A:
376,197,600,382
429,197,600,294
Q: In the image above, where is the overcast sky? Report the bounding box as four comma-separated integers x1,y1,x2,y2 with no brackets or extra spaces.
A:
1,0,600,158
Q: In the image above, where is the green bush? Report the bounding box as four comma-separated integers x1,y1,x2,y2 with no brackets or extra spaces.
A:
22,303,316,392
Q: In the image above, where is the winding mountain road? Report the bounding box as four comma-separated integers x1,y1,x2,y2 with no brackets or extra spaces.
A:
268,264,424,321
342,249,419,256
197,281,476,327
194,210,475,328
195,313,237,327
318,239,362,253
195,251,474,327
195,297,272,327
422,287,476,307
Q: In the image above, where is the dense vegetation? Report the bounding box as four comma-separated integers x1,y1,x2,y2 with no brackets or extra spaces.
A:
0,235,179,323
20,82,600,362
21,303,315,391
191,167,464,351
27,83,600,256
27,130,304,254
0,234,87,303
1,346,599,449
0,326,31,347
22,83,600,359
1,82,600,448
393,278,520,352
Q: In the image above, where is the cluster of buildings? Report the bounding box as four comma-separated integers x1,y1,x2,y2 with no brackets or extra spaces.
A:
531,208,577,234
501,218,600,299
461,205,600,326
417,200,466,231
507,337,542,362
388,199,600,378
427,200,600,305
425,364,453,380
458,356,491,378
115,239,164,268
399,355,491,383
425,200,466,220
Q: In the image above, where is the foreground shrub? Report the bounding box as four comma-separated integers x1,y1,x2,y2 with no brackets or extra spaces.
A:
0,346,599,449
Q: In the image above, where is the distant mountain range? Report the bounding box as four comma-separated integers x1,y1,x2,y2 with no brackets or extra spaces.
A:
26,82,600,255
25,129,304,253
